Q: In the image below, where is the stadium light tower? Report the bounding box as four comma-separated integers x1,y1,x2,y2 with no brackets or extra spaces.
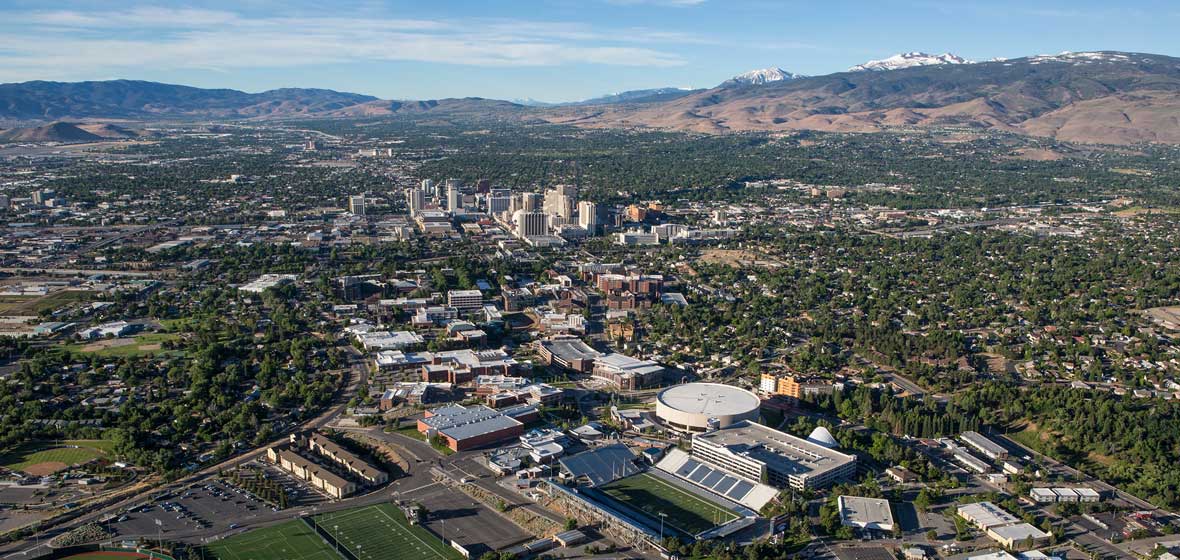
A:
658,512,667,541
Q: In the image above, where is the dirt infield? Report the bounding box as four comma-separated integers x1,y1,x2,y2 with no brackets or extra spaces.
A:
22,461,69,476
80,339,137,352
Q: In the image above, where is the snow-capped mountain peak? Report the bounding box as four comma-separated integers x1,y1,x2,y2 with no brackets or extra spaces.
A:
848,52,972,72
720,67,803,87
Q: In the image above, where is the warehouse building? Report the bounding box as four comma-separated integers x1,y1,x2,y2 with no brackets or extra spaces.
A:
957,502,1050,551
960,431,1008,461
1029,487,1101,503
691,420,856,491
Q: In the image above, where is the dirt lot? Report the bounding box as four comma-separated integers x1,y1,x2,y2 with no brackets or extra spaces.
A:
1144,306,1180,331
697,248,782,268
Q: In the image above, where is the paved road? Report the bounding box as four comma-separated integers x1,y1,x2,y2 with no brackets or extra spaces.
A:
0,347,364,557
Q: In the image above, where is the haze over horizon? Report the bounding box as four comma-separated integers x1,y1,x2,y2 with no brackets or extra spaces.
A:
0,0,1178,103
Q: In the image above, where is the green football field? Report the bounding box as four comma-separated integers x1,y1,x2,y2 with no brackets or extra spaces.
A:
203,520,340,560
601,472,738,536
313,503,463,560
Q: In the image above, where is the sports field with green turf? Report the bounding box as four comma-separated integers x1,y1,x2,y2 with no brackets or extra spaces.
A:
203,520,339,560
0,439,115,474
600,472,738,536
313,503,462,560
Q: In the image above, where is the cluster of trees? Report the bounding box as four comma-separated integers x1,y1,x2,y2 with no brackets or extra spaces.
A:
644,219,1180,386
0,281,341,476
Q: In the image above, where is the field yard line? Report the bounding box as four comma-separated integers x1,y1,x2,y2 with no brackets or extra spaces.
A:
640,473,737,521
375,506,450,560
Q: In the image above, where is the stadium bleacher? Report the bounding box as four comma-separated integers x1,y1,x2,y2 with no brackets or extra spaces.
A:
655,448,778,511
558,444,641,487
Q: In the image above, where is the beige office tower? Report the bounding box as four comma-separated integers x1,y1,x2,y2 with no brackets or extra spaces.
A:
521,192,542,212
406,188,424,215
348,195,366,215
446,185,461,212
514,210,548,237
578,201,599,232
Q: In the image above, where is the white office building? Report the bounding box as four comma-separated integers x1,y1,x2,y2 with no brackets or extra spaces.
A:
578,201,599,232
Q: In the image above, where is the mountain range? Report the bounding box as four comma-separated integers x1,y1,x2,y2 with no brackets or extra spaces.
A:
544,51,1180,145
2,51,1180,145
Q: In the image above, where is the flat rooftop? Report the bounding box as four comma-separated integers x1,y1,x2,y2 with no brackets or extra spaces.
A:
658,383,760,416
957,501,1020,529
695,420,856,477
540,338,602,361
838,495,896,530
422,404,522,441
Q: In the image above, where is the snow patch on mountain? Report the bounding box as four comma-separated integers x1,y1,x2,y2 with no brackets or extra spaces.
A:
1026,51,1133,65
848,52,972,72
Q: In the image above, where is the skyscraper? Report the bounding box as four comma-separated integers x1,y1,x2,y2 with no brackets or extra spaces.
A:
348,195,366,215
488,189,511,215
447,185,462,213
521,192,542,212
406,188,424,216
514,210,548,238
578,201,599,233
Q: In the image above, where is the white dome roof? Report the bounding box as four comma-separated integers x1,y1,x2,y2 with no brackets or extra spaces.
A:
807,426,838,448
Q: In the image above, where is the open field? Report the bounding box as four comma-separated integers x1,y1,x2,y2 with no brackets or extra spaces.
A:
65,333,182,357
601,472,737,536
1143,306,1180,331
0,290,91,315
313,503,462,560
203,520,340,560
1,439,115,474
696,248,781,268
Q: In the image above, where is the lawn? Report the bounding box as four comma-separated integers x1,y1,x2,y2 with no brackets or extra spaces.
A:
65,333,182,358
601,472,738,536
0,290,92,315
203,520,341,560
313,503,462,560
0,439,115,474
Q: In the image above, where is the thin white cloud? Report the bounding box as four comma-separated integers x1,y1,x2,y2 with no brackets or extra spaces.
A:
0,7,692,82
605,0,708,6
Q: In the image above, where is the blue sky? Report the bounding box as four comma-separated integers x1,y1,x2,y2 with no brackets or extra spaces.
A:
0,0,1176,102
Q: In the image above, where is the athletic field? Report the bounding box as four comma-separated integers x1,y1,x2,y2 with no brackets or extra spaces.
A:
203,520,339,560
313,503,462,560
601,472,738,535
1,440,115,475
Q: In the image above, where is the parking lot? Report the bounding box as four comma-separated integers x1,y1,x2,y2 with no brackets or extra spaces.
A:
109,479,279,538
253,460,332,507
395,477,532,557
